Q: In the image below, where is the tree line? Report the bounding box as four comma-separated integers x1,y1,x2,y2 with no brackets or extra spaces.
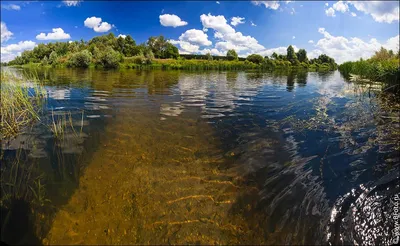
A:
5,33,337,70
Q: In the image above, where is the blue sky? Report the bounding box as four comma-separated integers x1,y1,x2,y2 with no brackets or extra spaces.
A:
1,1,399,63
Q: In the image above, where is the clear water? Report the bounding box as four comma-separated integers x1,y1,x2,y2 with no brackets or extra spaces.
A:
1,68,399,245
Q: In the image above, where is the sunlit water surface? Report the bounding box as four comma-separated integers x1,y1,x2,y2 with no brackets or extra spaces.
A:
1,68,399,245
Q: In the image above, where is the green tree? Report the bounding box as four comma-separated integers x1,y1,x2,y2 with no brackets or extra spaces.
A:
226,49,238,61
246,54,264,64
296,49,308,63
41,56,49,66
97,47,122,68
124,35,137,56
271,52,278,60
163,43,179,59
49,51,59,65
67,50,92,68
287,45,297,63
206,53,213,61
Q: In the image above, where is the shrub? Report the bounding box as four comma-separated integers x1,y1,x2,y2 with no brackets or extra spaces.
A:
97,47,122,68
67,50,92,68
246,54,264,64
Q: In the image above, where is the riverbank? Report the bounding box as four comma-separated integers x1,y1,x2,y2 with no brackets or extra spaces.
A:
338,48,399,92
6,58,336,71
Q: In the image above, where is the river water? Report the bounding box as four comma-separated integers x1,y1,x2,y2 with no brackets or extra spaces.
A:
1,68,399,245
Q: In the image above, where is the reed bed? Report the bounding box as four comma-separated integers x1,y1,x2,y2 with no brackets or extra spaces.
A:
339,58,400,91
1,71,46,139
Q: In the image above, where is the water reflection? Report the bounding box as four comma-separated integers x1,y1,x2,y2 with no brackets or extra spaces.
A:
0,68,398,245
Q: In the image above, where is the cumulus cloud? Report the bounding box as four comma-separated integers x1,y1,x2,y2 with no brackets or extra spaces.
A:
36,28,71,40
199,48,225,56
252,1,281,10
348,1,399,23
1,22,13,43
1,40,36,62
292,36,296,39
231,17,245,26
179,29,212,46
325,7,336,17
169,40,200,53
216,1,220,4
118,34,127,38
200,13,265,53
159,14,188,27
251,21,257,26
310,27,399,64
351,12,357,17
1,4,21,10
308,40,314,44
84,17,113,32
325,3,329,7
63,1,82,7
332,1,349,13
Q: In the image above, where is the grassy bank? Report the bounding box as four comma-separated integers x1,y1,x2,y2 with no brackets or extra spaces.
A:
339,47,400,91
9,57,336,72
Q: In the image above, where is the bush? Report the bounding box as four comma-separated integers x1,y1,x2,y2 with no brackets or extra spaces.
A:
246,54,264,64
49,51,59,65
67,50,92,68
97,47,122,68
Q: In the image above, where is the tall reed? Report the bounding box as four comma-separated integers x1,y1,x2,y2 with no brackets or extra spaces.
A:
1,71,46,139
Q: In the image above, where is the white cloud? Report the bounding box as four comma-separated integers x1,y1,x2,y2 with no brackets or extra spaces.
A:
199,48,225,56
1,40,37,62
290,7,295,15
84,17,113,32
251,21,257,26
216,1,220,4
325,3,329,7
169,40,200,53
179,29,212,46
258,45,299,57
252,1,281,10
1,4,21,10
292,36,296,39
1,22,13,43
348,1,399,23
351,12,357,17
308,40,314,44
231,17,245,26
63,1,82,7
310,27,400,64
36,28,71,40
159,14,188,27
200,13,265,53
325,7,336,17
332,1,349,13
118,34,127,38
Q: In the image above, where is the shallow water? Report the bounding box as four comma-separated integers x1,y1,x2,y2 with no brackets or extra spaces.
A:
1,68,399,245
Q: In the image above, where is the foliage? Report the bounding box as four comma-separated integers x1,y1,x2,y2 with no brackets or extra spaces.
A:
49,51,59,66
6,34,337,72
246,54,264,64
339,56,399,91
96,47,122,68
226,49,238,61
296,49,308,63
0,72,46,139
286,45,297,64
206,53,213,61
67,50,92,68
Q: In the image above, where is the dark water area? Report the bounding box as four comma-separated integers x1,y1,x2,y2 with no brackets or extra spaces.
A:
1,68,399,245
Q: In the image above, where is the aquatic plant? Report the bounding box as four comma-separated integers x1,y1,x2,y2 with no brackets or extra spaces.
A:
339,47,399,91
0,71,46,139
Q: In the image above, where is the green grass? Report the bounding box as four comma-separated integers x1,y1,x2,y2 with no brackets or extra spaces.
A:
339,58,400,90
1,71,46,139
